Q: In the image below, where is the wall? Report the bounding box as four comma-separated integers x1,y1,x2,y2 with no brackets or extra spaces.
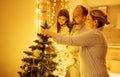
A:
0,0,37,77
117,13,120,29
108,5,120,27
87,0,120,7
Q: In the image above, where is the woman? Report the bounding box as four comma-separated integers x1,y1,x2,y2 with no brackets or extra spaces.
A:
41,9,110,77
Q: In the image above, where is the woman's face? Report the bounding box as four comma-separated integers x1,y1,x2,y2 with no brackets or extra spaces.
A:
58,16,68,25
86,14,98,29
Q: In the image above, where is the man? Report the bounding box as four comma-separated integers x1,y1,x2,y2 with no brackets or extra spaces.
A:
67,5,89,77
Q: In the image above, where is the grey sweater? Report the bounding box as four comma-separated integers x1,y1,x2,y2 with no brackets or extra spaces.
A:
56,28,109,77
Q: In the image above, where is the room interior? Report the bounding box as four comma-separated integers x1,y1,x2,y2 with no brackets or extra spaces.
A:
0,0,120,77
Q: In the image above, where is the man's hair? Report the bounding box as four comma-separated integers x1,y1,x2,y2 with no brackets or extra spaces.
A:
80,5,88,16
75,5,88,16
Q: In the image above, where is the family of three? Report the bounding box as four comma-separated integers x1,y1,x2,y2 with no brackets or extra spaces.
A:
42,4,110,77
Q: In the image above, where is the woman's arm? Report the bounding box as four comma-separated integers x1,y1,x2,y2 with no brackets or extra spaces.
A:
41,29,101,46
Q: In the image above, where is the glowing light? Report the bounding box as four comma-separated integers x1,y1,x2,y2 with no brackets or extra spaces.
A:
38,19,43,25
36,9,40,13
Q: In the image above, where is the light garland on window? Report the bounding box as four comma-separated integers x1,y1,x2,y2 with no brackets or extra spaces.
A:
60,0,70,11
36,0,43,33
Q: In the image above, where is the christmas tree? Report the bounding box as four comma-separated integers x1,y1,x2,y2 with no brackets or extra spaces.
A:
18,21,74,77
18,22,58,77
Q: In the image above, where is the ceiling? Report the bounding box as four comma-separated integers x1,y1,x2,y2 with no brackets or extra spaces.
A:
86,0,120,7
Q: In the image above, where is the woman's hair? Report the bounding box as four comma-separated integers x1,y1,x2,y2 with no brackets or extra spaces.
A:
90,9,110,28
57,9,70,33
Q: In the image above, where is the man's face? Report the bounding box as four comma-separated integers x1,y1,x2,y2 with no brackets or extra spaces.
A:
73,7,85,25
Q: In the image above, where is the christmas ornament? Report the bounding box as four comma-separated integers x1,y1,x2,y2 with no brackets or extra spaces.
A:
33,49,41,57
39,68,45,75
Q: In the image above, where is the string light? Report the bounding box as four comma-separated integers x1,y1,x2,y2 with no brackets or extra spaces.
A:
36,0,43,33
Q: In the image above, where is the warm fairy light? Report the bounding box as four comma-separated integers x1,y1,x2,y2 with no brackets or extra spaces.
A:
49,0,56,25
37,19,43,33
47,1,49,4
47,14,50,17
36,9,40,13
38,19,43,25
65,5,68,8
38,12,42,15
38,5,43,9
65,0,68,2
36,0,43,33
46,0,50,24
36,0,41,4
